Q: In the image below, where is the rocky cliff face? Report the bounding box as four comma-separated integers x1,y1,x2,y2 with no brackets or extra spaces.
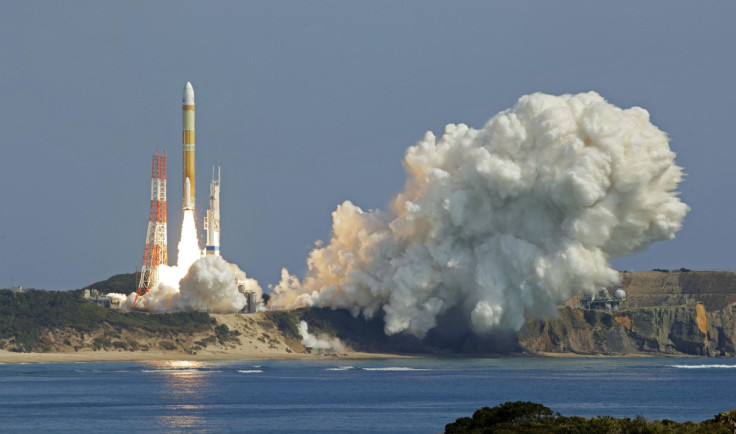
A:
282,303,736,357
14,304,733,357
518,304,736,356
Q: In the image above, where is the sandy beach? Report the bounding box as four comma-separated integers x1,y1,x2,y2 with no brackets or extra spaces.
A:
0,312,413,364
0,349,671,364
0,348,407,364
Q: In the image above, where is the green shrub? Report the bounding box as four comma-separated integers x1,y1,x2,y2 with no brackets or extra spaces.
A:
195,336,217,347
599,313,613,328
93,337,111,349
159,341,176,351
445,402,735,433
266,310,300,339
214,324,241,345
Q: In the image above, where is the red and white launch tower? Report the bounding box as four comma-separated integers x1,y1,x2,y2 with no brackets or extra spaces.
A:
135,150,168,305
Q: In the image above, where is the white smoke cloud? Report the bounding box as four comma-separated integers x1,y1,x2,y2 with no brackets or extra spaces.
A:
178,256,251,313
114,255,261,313
298,321,345,353
269,92,689,338
110,202,263,313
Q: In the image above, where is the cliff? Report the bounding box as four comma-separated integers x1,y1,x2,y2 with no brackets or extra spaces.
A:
258,303,736,357
5,269,736,358
518,304,736,356
524,269,736,356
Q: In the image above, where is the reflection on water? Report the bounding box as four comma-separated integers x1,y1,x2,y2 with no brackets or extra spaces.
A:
159,414,203,430
142,360,212,430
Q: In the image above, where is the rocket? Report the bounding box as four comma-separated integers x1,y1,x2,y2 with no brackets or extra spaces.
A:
205,167,221,255
182,82,195,210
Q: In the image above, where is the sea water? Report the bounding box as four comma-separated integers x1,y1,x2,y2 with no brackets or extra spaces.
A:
0,357,734,433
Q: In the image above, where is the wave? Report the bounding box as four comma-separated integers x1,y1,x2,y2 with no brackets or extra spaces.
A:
361,367,430,371
670,364,736,369
237,369,264,374
326,366,355,371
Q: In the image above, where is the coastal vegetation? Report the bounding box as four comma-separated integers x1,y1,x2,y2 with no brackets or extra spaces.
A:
0,289,211,352
73,272,137,296
3,270,736,357
445,401,736,433
2,287,736,357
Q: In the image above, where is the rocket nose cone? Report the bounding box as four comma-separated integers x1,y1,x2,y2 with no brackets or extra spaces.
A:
183,82,195,105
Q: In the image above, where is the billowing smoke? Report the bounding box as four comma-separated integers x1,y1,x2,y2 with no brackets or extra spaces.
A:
112,211,262,312
124,255,261,313
269,92,689,338
298,321,346,353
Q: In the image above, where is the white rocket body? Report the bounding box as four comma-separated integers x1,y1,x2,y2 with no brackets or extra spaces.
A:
205,167,221,256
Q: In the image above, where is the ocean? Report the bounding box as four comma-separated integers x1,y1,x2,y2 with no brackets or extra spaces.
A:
1,357,734,433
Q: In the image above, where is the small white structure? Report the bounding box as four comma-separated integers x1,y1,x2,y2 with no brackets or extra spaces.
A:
82,288,120,309
580,286,625,311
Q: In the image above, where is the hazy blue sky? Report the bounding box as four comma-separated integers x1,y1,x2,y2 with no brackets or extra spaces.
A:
1,1,735,291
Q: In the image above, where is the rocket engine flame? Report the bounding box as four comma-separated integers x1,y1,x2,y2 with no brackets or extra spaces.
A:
177,210,201,275
268,92,690,338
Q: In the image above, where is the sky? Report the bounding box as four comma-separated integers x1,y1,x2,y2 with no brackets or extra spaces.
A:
1,1,735,291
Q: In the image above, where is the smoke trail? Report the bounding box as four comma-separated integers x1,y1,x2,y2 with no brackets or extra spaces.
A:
299,321,346,353
269,92,689,338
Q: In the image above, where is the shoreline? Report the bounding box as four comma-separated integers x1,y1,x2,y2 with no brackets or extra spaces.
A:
0,349,701,364
0,349,411,364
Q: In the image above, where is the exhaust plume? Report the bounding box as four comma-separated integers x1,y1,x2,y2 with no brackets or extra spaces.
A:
177,210,201,274
269,92,689,338
117,255,261,313
113,211,262,312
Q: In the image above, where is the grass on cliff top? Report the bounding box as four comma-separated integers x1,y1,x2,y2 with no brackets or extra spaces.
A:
73,272,137,296
0,289,212,352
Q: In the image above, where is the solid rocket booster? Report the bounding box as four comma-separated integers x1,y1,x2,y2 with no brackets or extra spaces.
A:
204,167,221,255
182,82,195,210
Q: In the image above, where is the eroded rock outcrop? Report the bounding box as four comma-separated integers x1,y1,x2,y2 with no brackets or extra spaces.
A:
518,304,736,356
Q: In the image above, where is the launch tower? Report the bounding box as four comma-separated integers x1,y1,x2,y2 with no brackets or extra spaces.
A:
135,150,168,304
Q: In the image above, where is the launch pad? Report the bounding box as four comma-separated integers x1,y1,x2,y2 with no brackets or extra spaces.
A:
135,82,224,304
